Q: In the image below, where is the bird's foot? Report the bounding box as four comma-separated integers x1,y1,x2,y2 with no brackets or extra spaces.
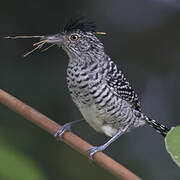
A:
87,145,106,160
54,123,71,140
54,119,84,140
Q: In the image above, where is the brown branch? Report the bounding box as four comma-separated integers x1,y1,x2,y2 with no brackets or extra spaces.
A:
0,89,142,180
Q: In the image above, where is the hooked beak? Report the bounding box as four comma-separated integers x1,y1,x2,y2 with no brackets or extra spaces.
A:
42,33,64,45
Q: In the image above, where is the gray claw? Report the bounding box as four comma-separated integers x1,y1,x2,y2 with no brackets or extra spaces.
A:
87,145,105,160
54,123,71,140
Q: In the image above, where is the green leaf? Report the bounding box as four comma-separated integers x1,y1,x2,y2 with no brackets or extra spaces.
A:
0,137,47,180
165,126,180,168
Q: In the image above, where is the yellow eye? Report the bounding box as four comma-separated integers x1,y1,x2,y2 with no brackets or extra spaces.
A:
70,34,79,41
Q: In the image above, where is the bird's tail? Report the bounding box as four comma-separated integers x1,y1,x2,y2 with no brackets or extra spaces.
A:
144,116,170,137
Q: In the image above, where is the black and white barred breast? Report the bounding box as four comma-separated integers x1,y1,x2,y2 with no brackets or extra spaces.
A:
66,56,146,137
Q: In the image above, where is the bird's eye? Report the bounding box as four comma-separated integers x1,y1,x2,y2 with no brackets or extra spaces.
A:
70,34,79,41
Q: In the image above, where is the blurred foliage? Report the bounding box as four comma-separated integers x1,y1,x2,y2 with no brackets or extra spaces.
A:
165,126,180,168
0,136,47,180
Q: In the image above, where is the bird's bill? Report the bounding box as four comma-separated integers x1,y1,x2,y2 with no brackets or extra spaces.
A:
42,33,64,45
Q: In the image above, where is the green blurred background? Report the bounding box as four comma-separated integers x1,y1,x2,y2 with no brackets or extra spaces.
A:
1,0,180,179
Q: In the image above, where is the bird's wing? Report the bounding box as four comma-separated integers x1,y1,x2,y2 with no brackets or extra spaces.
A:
105,60,141,111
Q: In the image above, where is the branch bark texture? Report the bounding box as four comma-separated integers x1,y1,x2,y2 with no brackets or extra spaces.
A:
0,89,142,180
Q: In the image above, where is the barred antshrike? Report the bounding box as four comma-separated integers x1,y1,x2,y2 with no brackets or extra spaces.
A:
42,16,170,159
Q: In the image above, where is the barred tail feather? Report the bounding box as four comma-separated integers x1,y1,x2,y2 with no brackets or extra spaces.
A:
145,117,170,137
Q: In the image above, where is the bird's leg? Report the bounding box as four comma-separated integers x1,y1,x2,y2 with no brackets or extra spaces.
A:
87,129,126,160
54,119,84,140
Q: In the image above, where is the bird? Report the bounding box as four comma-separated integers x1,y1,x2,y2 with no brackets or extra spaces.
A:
41,16,170,159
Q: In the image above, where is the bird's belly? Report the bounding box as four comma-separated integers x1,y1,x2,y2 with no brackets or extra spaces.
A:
79,104,118,136
79,104,104,132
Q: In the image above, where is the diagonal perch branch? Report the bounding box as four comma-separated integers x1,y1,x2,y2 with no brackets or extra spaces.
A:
0,89,142,180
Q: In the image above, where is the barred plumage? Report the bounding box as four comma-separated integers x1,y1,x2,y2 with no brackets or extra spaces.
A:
145,117,169,137
44,16,170,158
66,54,170,137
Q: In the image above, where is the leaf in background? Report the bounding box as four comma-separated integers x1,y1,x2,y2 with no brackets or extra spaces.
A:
165,126,180,168
0,137,47,180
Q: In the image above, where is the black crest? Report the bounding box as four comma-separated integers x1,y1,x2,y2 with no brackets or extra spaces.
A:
63,16,97,33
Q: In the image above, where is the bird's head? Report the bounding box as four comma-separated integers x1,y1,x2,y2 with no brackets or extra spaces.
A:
43,16,105,60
